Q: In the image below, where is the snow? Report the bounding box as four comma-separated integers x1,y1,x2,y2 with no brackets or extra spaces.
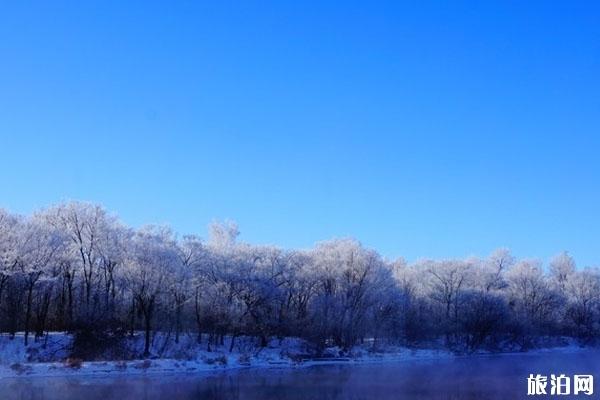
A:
0,333,588,379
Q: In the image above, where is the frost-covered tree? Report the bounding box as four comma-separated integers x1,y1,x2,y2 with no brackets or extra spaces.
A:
549,251,576,293
125,226,178,356
0,210,21,312
507,260,561,339
171,235,205,343
477,248,514,293
42,202,115,317
1,201,599,354
564,268,600,340
17,215,64,345
208,220,239,250
423,259,473,342
309,239,390,349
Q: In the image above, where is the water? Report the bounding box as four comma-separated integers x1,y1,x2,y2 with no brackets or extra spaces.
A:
2,351,598,400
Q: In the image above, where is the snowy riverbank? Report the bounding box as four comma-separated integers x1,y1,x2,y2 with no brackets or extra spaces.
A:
0,333,588,379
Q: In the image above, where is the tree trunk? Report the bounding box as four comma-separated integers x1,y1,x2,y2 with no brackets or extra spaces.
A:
229,334,237,353
194,289,202,343
24,284,34,346
67,278,74,328
175,299,182,344
0,275,7,314
144,314,152,357
143,298,155,357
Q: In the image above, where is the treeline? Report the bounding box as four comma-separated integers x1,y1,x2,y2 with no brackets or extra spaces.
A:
0,202,599,357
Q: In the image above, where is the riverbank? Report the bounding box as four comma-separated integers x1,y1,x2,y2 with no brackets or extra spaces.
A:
0,333,588,379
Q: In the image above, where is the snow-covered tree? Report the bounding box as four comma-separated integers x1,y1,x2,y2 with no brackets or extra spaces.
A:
507,259,561,337
564,268,600,340
125,226,178,356
0,201,599,354
0,210,21,311
549,251,576,293
17,215,65,344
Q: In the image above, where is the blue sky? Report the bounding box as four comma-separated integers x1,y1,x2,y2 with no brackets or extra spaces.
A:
1,1,599,266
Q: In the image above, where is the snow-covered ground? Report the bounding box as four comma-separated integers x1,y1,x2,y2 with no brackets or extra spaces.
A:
0,333,587,379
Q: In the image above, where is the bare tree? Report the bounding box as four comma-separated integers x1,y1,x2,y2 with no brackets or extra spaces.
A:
17,216,63,345
125,226,177,356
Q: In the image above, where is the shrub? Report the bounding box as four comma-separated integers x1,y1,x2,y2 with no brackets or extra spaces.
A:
64,358,83,369
114,361,128,371
70,322,128,361
238,353,251,364
215,355,228,365
10,363,32,375
204,355,227,365
133,359,152,369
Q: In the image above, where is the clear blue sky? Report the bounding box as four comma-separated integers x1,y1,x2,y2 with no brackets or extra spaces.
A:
1,1,599,266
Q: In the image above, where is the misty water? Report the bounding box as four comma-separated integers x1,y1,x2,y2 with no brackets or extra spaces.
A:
2,351,598,400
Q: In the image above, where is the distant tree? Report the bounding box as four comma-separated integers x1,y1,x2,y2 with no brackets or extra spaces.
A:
208,220,239,250
43,202,114,317
17,216,64,345
171,235,204,343
425,260,472,342
507,260,561,340
1,201,599,355
0,210,21,313
479,248,514,293
564,268,600,341
549,251,576,293
125,226,177,356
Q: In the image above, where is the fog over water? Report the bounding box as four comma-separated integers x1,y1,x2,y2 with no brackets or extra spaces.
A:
2,351,599,400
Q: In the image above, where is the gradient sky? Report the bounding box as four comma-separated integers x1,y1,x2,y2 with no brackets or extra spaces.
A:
1,1,599,266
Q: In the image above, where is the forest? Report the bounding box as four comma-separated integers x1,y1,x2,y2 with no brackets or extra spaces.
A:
0,202,599,359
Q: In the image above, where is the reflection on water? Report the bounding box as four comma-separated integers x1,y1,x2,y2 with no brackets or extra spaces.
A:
2,351,598,400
